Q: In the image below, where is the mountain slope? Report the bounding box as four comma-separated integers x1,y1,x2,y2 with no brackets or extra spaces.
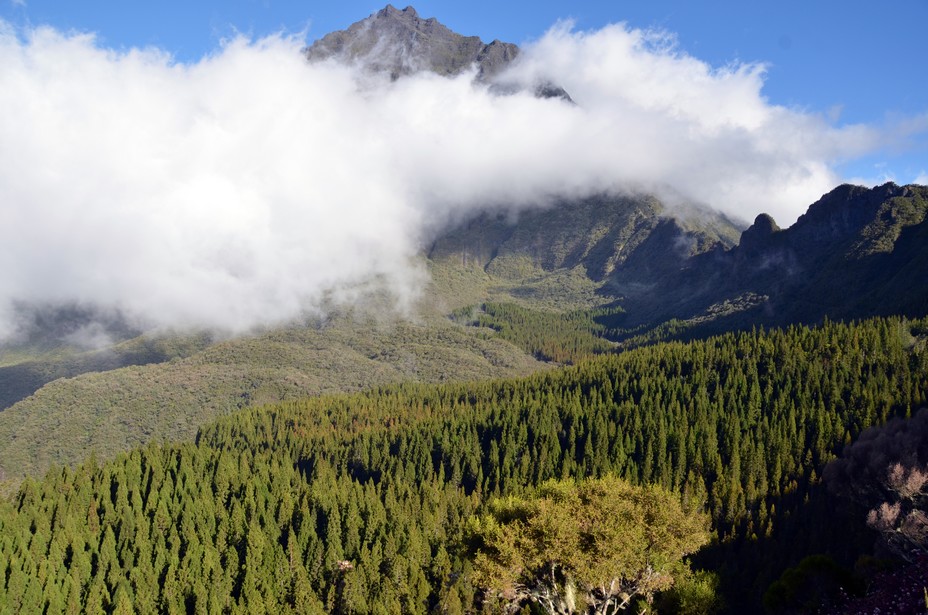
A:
1,316,924,613
0,185,740,483
5,181,925,483
428,193,743,284
0,313,545,483
610,182,928,338
0,332,213,412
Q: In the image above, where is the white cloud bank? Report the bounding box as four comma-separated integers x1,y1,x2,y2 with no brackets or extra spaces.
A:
0,21,911,337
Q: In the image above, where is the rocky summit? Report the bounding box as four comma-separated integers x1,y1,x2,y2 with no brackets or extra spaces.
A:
305,4,519,81
305,4,573,100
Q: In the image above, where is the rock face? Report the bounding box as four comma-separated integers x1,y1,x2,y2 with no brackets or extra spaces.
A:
430,180,928,339
615,182,928,333
428,194,743,283
306,5,519,81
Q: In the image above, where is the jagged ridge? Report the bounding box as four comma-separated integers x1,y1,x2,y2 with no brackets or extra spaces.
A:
613,182,928,335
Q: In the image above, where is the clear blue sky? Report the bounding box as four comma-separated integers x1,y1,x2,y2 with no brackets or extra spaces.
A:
2,0,927,184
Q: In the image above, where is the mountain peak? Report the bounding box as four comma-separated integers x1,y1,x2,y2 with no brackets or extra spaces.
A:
737,213,780,255
306,5,519,81
752,213,780,233
378,5,419,18
787,182,909,247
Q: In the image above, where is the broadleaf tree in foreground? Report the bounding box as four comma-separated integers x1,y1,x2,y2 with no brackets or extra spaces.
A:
467,476,710,614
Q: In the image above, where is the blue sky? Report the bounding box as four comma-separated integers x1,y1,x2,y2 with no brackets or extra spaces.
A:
3,0,926,184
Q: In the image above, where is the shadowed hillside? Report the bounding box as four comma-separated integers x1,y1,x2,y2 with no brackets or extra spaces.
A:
428,193,742,282
606,182,928,342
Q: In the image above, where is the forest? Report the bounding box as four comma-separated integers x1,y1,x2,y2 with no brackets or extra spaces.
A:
1,316,927,613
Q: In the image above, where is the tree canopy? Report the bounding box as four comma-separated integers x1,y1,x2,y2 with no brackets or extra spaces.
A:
0,316,925,613
467,476,710,614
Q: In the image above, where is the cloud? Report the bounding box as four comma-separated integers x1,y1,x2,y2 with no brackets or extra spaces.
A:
495,23,892,216
915,172,928,185
0,20,914,337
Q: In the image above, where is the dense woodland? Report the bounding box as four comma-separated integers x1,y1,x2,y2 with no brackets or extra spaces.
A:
1,316,927,613
451,302,621,364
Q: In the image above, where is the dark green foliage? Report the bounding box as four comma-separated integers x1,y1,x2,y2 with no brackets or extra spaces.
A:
0,317,925,612
0,442,475,614
453,302,621,363
762,555,863,614
653,569,724,615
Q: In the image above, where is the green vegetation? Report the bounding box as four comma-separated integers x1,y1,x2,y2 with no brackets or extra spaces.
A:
428,258,615,314
0,315,544,483
452,302,621,363
0,332,215,411
0,256,621,486
849,189,928,257
0,131,925,615
762,555,863,614
467,477,709,613
0,317,925,612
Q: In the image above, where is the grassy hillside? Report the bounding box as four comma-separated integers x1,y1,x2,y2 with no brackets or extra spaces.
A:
0,253,628,485
1,317,925,613
0,333,214,411
3,183,925,496
0,312,546,484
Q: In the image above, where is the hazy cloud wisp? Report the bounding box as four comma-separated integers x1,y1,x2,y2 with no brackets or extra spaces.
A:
0,20,906,338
